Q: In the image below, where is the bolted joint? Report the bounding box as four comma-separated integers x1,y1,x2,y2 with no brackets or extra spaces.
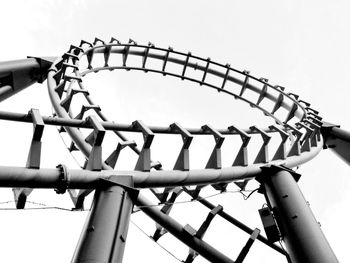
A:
55,164,70,194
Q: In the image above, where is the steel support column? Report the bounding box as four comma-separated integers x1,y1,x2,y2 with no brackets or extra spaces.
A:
322,124,350,165
71,176,134,263
257,166,338,263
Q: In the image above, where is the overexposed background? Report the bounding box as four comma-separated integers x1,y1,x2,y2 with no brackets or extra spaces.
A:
0,1,349,262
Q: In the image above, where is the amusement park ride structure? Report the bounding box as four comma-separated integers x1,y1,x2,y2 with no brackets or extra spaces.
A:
0,37,347,263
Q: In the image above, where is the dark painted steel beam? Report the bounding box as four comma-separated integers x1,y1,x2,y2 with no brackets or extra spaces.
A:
257,166,338,263
322,123,350,165
71,176,134,263
0,57,55,102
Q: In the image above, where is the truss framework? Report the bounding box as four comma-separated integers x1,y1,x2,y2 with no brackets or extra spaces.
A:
0,37,344,263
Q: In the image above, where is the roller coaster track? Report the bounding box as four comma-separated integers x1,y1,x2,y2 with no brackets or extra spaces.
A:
0,37,341,263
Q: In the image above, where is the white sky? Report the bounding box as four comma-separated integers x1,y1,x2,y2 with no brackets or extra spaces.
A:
1,1,350,262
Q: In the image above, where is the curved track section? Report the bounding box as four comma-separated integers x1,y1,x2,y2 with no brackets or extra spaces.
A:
48,37,323,175
45,38,326,261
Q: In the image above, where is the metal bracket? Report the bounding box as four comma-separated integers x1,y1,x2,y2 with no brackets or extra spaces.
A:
122,39,137,68
55,164,70,194
52,62,79,84
285,124,303,157
62,52,79,65
104,45,112,67
171,123,193,171
203,124,226,191
142,42,154,71
250,126,271,164
306,114,323,127
257,79,268,105
229,125,251,166
13,109,44,209
220,64,231,91
74,105,101,120
201,58,211,85
69,116,105,210
296,122,313,152
60,88,89,111
181,52,191,80
79,40,94,69
184,205,223,263
285,103,298,123
133,120,154,171
269,125,289,161
235,228,261,263
258,165,301,183
55,75,82,98
105,141,137,169
271,94,284,114
239,71,250,96
202,124,225,169
152,188,184,241
307,111,322,121
68,45,84,56
85,115,106,171
303,119,321,146
26,109,45,169
162,47,173,74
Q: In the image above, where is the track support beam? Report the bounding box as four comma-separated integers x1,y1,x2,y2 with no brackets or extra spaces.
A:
257,166,338,263
71,176,134,263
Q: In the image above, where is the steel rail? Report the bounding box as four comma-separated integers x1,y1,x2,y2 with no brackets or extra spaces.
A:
80,66,286,127
0,109,284,135
82,43,307,121
0,139,322,189
79,46,306,123
46,40,323,189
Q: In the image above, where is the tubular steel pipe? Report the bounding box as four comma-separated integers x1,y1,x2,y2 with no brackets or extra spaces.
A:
257,167,338,263
322,125,350,165
135,193,234,263
0,141,321,189
71,176,133,263
0,57,55,102
0,109,280,135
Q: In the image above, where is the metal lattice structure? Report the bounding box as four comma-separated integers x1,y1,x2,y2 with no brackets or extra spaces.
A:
0,37,346,263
